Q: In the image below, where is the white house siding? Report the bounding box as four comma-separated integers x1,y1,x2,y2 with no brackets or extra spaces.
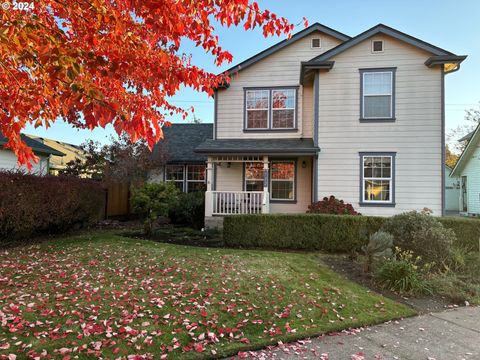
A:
317,34,443,216
0,149,49,175
216,33,343,140
460,144,480,215
445,166,460,212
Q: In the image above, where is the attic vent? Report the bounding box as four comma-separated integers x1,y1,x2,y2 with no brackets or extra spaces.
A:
372,40,384,53
311,38,321,49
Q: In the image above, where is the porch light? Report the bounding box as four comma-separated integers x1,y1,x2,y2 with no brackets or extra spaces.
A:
302,160,307,168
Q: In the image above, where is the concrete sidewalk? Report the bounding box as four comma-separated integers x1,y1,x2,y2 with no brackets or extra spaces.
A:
234,307,480,359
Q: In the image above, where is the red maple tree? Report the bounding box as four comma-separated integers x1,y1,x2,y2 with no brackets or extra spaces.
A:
1,1,301,167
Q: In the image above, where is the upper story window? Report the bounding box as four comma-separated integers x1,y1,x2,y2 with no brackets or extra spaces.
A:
246,90,269,129
311,38,321,49
371,40,384,53
360,68,396,121
245,88,297,130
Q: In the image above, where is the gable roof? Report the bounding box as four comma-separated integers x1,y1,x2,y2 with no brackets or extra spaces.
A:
223,22,350,77
306,23,456,66
458,130,475,142
152,123,213,164
0,134,65,157
451,123,480,177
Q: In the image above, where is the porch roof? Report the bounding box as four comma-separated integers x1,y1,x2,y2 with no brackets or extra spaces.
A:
195,138,319,155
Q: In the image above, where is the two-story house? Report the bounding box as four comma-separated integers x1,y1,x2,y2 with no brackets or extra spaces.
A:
193,23,466,228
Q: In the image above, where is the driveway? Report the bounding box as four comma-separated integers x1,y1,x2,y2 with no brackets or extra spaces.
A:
233,306,480,360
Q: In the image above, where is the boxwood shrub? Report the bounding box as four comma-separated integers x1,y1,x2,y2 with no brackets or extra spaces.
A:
223,214,480,252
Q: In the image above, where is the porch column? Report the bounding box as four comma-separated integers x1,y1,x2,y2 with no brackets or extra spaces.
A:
205,157,213,217
262,155,270,213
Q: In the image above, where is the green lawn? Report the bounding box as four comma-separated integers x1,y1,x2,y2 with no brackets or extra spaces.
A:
0,232,415,359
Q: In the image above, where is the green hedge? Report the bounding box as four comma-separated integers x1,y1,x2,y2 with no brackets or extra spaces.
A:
438,217,480,251
223,214,480,252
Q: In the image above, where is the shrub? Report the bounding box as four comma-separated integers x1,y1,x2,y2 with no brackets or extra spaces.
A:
307,196,360,215
224,214,385,252
381,211,455,266
362,230,393,273
0,171,105,245
375,248,433,294
223,213,480,253
438,217,480,251
168,191,205,230
131,182,178,235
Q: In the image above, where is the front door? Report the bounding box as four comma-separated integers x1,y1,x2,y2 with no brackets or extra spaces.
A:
461,176,468,212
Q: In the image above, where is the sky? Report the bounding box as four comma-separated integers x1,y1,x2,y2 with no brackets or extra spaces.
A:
25,0,480,146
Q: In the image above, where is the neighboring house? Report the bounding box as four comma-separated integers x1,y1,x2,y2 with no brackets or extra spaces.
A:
451,123,480,216
192,23,466,227
150,123,212,192
0,134,65,175
29,136,88,175
445,165,460,212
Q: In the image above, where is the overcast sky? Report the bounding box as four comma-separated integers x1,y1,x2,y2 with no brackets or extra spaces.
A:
25,0,479,146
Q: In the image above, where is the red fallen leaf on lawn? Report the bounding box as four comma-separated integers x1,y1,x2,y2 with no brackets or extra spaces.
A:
200,310,208,318
237,352,249,358
194,343,204,353
239,338,250,344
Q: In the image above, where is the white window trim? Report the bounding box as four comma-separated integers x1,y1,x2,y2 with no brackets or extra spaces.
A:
362,155,393,204
244,162,264,191
245,89,270,130
362,71,393,119
271,89,296,129
165,164,185,192
371,40,384,53
270,160,296,201
186,165,206,192
311,37,322,49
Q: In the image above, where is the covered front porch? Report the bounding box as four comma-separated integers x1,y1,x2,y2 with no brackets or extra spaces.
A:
203,154,316,218
195,138,319,223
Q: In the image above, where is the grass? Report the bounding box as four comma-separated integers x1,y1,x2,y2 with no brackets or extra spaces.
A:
0,232,415,359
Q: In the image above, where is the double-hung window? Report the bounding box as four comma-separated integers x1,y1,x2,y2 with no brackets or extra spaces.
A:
270,161,295,201
245,88,296,130
246,90,269,129
186,165,206,192
361,154,395,204
165,165,184,191
244,162,264,191
272,89,295,128
360,69,395,120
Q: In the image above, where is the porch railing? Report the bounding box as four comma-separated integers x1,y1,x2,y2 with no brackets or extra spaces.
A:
211,191,265,215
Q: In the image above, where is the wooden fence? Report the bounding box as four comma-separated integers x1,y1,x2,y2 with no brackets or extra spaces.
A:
105,182,130,218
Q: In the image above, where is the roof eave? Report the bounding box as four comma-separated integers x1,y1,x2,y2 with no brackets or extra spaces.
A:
300,61,335,85
195,148,320,155
425,55,467,74
451,123,480,177
305,24,457,65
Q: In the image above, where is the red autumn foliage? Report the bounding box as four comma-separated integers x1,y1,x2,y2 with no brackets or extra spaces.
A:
307,196,360,215
0,1,298,168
